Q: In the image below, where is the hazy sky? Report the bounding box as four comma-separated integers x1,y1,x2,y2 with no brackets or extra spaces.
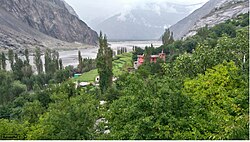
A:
64,0,209,24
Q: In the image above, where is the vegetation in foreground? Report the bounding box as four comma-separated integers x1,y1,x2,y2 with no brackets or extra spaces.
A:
0,13,249,140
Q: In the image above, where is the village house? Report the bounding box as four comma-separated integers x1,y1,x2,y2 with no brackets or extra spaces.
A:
134,50,166,69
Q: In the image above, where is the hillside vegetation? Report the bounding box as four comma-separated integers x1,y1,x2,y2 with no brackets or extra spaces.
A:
72,52,132,82
0,13,249,140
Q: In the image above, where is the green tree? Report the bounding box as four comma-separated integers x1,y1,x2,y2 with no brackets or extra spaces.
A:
21,65,33,79
101,73,189,140
132,46,144,61
34,47,43,74
0,70,13,105
59,58,63,70
0,54,2,70
78,50,83,72
24,48,29,65
1,52,6,70
13,54,25,80
172,28,249,79
8,49,14,70
212,23,236,38
162,28,174,45
21,100,44,124
0,119,28,140
0,70,27,105
183,61,249,139
196,25,211,39
52,50,59,71
97,32,113,94
45,49,60,74
27,90,98,140
44,49,52,74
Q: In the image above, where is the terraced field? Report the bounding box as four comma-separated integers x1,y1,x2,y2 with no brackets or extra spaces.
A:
72,52,133,82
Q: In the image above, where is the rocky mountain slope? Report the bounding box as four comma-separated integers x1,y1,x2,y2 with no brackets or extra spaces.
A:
170,0,249,40
95,2,204,40
0,0,98,50
61,0,79,18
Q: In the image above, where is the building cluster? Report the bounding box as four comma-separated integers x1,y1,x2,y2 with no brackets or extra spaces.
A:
134,50,166,69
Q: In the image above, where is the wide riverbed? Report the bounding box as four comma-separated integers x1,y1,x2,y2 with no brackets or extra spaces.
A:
58,40,162,67
6,40,162,70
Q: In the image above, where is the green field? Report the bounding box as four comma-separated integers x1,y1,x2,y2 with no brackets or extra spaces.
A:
113,52,133,76
72,52,133,82
73,69,98,82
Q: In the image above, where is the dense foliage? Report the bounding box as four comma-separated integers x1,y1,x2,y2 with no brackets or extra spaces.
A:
100,13,249,140
77,51,96,73
0,13,248,140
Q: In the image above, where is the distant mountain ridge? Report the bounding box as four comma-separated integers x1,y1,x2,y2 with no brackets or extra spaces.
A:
0,0,98,50
169,0,249,40
61,0,79,18
95,2,203,40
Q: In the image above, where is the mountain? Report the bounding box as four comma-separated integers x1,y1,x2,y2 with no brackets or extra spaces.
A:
170,0,249,40
61,0,79,18
95,2,203,40
0,0,98,50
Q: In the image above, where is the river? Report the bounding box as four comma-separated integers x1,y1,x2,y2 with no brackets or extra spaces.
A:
6,40,162,70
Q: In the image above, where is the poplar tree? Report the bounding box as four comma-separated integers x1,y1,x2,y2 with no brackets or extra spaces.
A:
8,49,14,70
1,52,6,70
45,49,59,74
45,49,52,74
97,32,113,94
59,58,63,70
78,51,83,72
13,53,24,80
0,53,2,70
162,28,174,45
52,50,59,71
24,48,29,65
78,51,82,65
34,47,43,74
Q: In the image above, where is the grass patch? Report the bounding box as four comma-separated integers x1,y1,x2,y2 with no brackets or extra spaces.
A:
72,69,98,82
73,52,133,82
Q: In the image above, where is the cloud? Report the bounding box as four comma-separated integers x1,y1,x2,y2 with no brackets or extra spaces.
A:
117,5,134,21
119,0,208,5
64,0,209,23
152,5,161,15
